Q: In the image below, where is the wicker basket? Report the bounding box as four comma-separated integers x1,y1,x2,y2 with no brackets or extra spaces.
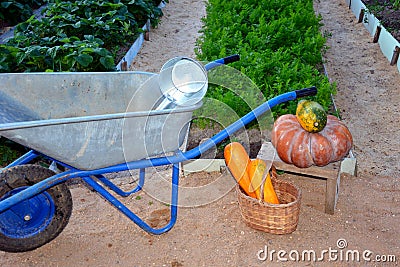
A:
236,166,302,234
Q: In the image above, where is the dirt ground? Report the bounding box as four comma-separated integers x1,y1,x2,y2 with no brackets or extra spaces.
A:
1,0,399,266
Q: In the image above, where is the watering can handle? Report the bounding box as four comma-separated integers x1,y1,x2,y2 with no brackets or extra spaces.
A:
204,54,240,71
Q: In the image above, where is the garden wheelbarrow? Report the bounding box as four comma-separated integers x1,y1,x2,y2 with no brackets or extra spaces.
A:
0,55,317,252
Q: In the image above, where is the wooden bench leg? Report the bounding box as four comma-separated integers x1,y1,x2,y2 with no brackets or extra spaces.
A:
325,175,339,214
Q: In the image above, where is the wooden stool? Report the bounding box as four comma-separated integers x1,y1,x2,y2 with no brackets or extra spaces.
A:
257,142,357,214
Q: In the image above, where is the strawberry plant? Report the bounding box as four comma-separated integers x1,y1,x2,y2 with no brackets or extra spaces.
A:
1,0,166,72
0,137,26,167
0,0,46,27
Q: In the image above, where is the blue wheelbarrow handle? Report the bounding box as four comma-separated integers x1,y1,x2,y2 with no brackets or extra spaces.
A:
181,86,318,160
120,86,318,168
123,86,318,167
204,54,240,71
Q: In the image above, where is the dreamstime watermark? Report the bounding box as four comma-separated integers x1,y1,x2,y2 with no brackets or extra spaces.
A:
257,238,397,263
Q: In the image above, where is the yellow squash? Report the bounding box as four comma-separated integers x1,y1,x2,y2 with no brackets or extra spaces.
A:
247,159,280,204
224,142,257,198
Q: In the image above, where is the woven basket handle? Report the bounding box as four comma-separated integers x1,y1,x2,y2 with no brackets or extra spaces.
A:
270,165,278,180
259,163,277,202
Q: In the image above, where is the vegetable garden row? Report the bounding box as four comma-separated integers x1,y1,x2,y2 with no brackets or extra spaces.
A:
195,0,335,117
0,0,165,72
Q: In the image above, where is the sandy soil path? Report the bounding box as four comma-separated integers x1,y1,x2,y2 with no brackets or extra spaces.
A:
316,0,400,178
130,0,205,73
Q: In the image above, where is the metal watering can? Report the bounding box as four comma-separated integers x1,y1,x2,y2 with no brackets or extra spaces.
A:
155,55,240,110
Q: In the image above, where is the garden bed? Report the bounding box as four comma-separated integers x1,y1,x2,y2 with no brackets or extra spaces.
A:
345,0,400,73
362,0,400,42
0,0,165,72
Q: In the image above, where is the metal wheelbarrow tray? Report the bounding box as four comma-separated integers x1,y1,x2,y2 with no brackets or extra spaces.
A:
0,71,199,170
0,65,317,252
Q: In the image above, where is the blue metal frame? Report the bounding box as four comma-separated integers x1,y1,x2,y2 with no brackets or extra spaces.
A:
0,88,316,235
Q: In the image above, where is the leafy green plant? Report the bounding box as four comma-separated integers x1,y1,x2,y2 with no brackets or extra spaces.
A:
1,0,165,72
4,33,115,72
195,0,335,118
363,0,400,35
364,0,400,15
0,137,26,167
0,0,47,26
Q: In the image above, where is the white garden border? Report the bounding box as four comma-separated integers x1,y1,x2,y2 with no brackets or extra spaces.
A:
116,1,167,71
345,0,400,73
115,21,150,71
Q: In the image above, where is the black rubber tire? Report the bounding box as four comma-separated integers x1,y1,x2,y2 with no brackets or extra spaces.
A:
0,165,73,253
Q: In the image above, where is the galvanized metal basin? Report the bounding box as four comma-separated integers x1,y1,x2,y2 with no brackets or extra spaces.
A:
0,72,201,170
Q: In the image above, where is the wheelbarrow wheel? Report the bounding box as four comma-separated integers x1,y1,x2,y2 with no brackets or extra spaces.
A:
0,165,72,253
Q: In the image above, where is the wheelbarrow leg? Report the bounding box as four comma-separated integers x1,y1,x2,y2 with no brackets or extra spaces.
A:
81,164,179,235
94,168,145,197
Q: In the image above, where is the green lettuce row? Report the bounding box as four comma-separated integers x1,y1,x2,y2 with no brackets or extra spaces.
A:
195,0,335,117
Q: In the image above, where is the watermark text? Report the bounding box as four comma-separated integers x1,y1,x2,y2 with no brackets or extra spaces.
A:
257,239,397,263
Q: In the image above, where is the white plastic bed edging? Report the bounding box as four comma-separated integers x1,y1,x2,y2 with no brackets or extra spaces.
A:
116,1,167,71
363,8,380,35
346,0,400,73
378,26,400,67
115,21,149,71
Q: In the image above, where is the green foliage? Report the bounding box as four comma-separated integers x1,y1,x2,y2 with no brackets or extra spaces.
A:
364,1,399,33
0,0,47,26
365,0,400,11
196,0,335,117
2,34,115,72
394,0,400,9
0,137,26,167
1,0,165,72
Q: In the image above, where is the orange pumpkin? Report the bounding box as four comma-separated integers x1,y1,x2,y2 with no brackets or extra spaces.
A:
271,114,353,168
